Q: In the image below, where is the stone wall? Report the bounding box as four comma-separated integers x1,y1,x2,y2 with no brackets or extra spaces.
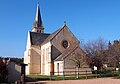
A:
30,45,41,74
7,62,21,82
64,47,90,70
54,61,63,75
51,26,79,54
41,42,51,75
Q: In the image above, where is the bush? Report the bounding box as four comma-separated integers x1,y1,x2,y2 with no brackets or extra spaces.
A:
0,59,7,83
103,67,115,71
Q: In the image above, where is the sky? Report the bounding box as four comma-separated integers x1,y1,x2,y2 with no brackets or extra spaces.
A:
0,0,120,58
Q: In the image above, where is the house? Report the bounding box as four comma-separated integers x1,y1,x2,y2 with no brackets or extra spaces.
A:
2,58,22,82
24,3,90,75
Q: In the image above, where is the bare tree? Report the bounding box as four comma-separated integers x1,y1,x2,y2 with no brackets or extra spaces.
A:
82,38,108,70
108,40,120,68
71,52,87,78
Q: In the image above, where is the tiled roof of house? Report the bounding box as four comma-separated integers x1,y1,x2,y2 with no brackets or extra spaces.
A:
30,32,50,45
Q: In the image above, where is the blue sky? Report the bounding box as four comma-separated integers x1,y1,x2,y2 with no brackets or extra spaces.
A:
0,0,120,57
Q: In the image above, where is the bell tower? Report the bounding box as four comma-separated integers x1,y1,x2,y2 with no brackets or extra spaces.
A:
32,3,44,33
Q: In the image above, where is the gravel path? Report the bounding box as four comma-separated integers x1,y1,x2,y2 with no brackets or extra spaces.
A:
27,77,120,84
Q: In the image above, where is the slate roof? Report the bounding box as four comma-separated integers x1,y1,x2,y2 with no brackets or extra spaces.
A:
54,46,80,61
32,3,43,29
30,24,66,45
51,45,62,60
30,32,50,45
41,24,66,45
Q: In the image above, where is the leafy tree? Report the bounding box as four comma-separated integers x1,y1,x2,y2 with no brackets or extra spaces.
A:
10,57,23,63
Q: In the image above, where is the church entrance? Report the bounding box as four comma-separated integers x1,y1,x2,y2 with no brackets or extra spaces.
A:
50,62,54,75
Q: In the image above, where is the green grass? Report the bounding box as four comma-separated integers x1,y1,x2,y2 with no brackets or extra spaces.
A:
26,72,120,82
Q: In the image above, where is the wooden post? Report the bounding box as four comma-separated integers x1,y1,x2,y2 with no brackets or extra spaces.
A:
20,63,27,84
75,70,76,79
86,70,87,79
95,70,97,78
63,71,65,80
100,70,101,77
77,68,79,78
50,72,52,80
112,70,114,77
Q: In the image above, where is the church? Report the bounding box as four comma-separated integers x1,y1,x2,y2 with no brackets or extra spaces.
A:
24,3,90,75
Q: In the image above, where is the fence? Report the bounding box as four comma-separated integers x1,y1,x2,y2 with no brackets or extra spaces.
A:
50,70,119,80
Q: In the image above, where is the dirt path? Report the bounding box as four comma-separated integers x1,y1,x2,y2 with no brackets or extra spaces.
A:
27,77,120,84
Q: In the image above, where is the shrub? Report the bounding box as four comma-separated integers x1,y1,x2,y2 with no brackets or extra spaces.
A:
0,59,7,83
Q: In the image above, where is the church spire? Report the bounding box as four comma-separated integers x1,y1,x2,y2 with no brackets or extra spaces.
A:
32,2,44,33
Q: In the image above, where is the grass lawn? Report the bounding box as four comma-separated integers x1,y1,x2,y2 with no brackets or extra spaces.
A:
26,72,120,82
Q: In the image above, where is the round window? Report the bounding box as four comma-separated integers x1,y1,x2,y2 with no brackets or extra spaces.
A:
62,40,69,48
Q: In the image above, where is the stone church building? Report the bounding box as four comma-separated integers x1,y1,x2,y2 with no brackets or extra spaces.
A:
24,3,90,75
